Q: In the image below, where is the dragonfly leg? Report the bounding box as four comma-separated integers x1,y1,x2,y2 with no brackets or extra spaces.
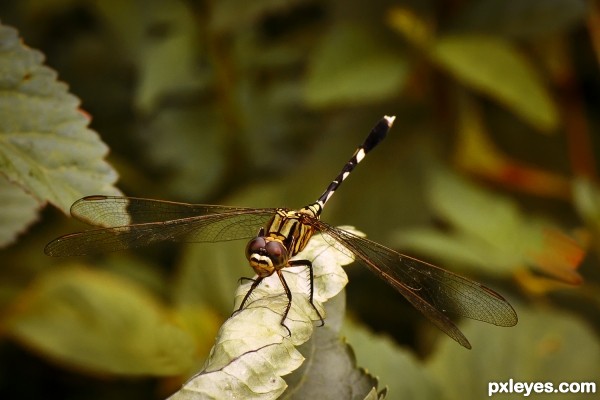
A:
276,270,292,337
289,259,324,326
234,276,264,316
238,276,256,284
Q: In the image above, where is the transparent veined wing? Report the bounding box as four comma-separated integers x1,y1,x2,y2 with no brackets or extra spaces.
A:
45,196,275,256
313,221,518,349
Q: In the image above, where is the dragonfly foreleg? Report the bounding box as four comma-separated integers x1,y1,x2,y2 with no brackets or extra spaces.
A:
235,276,264,316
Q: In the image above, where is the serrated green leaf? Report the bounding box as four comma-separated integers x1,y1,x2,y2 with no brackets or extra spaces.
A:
342,319,441,400
4,266,194,375
427,306,600,400
169,228,362,400
0,22,120,213
282,292,380,400
0,174,40,247
363,387,387,400
430,35,558,133
305,24,407,108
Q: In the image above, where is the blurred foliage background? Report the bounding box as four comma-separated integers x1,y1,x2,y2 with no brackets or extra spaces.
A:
1,0,600,399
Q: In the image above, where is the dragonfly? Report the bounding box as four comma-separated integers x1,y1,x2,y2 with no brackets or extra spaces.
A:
45,116,517,349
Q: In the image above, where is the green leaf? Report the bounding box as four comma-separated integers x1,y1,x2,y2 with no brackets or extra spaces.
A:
282,292,381,400
341,319,442,400
305,24,407,108
430,35,559,133
169,228,362,400
4,266,194,375
0,22,120,213
363,388,386,400
0,174,40,247
427,306,600,400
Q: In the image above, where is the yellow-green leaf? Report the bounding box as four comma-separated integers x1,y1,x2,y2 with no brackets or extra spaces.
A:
430,35,558,133
4,266,194,375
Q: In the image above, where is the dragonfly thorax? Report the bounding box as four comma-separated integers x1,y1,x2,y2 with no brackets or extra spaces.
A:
245,206,320,276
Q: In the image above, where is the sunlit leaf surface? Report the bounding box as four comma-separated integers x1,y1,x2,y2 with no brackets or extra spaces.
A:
0,174,40,247
0,23,120,213
170,228,361,399
4,266,195,375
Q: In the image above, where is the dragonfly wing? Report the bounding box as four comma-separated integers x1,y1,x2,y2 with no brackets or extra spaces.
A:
314,222,518,348
69,196,259,227
45,208,275,257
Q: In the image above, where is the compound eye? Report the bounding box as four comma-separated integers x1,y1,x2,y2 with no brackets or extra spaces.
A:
245,237,266,260
265,241,288,266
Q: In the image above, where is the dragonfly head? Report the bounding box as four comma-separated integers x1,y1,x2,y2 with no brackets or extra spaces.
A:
245,236,289,277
